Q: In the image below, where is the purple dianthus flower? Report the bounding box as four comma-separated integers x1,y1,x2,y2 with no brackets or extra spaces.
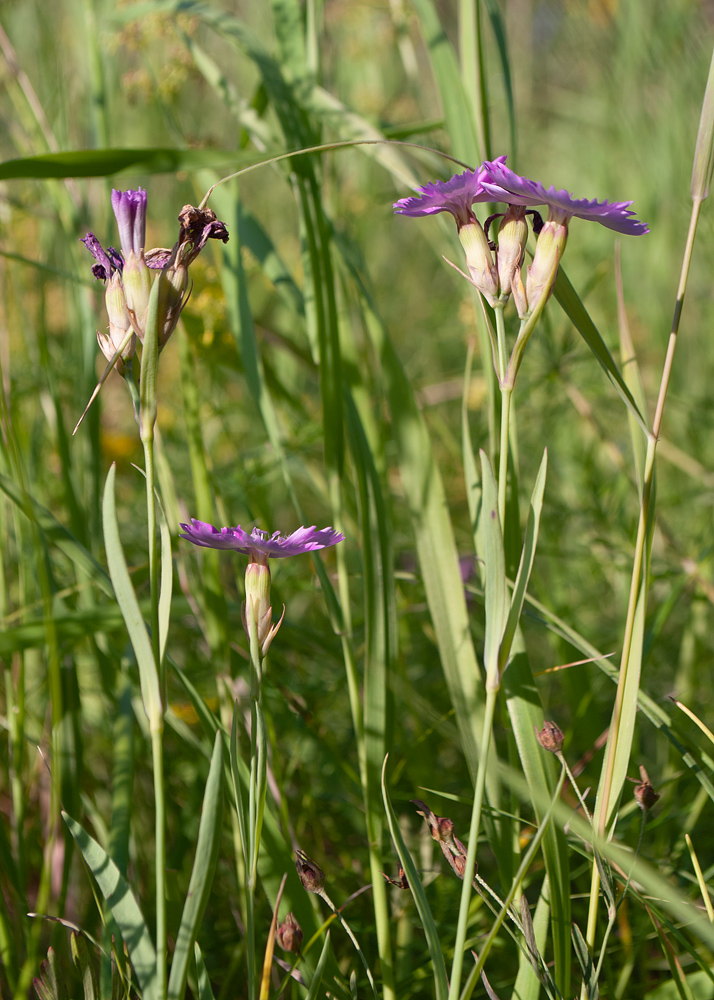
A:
179,520,344,562
480,160,649,236
180,520,344,656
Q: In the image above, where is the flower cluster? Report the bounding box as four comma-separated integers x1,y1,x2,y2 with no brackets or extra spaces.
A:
82,189,229,370
394,158,648,317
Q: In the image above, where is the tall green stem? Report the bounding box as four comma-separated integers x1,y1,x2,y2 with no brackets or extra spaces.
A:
497,388,512,529
151,724,166,1000
449,683,499,999
246,605,267,1000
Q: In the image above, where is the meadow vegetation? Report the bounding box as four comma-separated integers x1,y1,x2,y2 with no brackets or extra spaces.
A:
2,0,714,998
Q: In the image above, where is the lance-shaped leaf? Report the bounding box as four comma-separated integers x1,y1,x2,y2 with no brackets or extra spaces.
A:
62,812,157,1000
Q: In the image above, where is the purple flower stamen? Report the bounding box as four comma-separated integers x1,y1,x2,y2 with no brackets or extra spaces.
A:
179,520,345,559
480,160,649,236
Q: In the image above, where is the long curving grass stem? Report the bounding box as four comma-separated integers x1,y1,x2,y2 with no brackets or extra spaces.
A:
583,196,703,972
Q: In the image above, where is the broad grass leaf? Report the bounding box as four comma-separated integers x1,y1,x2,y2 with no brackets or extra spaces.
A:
167,732,224,1000
62,812,157,1000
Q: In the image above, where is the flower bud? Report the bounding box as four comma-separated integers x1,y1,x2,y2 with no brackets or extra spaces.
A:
155,258,190,351
100,271,135,374
535,720,564,753
122,250,153,342
295,849,325,893
458,221,499,305
241,557,285,656
525,214,568,314
496,204,529,318
633,766,659,811
276,912,303,953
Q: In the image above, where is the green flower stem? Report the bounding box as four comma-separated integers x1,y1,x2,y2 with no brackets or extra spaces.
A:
246,603,267,1000
583,196,702,971
459,764,567,1000
449,682,499,1000
150,724,167,1000
497,387,512,530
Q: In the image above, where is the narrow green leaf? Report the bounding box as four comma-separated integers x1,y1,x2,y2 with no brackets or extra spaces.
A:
482,0,516,161
71,932,99,1000
691,45,714,200
571,922,599,1000
479,450,508,683
381,758,449,1000
500,449,547,670
270,0,306,79
0,147,255,180
305,932,331,1000
102,464,162,728
598,583,647,830
62,812,157,1000
410,0,481,164
554,267,647,431
167,731,224,1000
194,943,216,1000
616,263,648,489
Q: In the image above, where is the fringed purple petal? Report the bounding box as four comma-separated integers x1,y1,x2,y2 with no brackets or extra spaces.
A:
179,519,345,558
394,157,507,226
480,160,649,236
